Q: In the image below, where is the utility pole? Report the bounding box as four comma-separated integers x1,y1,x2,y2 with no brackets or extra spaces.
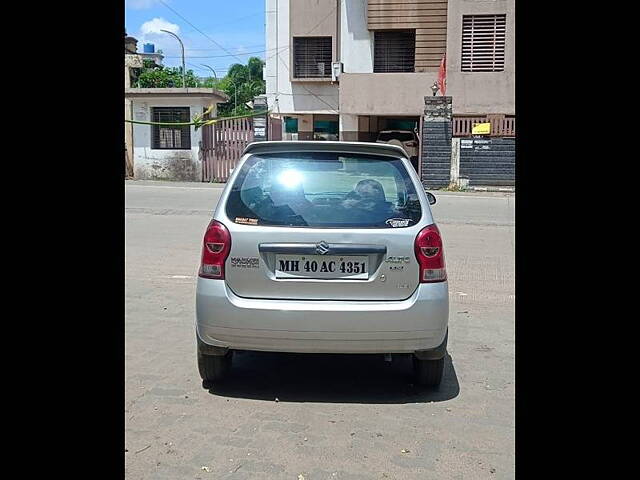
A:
160,29,186,88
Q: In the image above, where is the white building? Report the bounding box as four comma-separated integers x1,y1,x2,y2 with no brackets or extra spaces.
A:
125,88,229,181
265,0,515,143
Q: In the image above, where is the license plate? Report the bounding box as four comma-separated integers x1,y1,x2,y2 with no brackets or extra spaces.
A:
275,254,369,280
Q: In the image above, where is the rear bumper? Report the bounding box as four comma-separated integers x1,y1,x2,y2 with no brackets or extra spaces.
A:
195,278,449,354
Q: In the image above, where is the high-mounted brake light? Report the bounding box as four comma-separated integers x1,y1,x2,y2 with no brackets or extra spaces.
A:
414,224,447,283
199,220,231,279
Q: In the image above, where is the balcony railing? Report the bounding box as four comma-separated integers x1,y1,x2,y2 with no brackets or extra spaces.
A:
452,115,516,137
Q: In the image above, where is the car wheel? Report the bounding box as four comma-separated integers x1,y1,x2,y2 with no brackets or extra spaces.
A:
197,346,232,386
413,356,445,387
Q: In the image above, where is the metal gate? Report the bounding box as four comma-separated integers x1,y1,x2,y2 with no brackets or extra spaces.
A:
200,117,254,182
269,116,282,141
459,137,515,186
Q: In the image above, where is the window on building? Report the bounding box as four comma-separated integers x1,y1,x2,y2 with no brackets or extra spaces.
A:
374,30,415,73
461,14,506,72
284,117,299,133
151,107,191,149
313,119,339,141
293,37,332,78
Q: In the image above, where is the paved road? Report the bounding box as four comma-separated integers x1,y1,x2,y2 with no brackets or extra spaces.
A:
125,181,515,480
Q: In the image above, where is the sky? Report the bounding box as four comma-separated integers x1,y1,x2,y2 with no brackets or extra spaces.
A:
125,0,266,79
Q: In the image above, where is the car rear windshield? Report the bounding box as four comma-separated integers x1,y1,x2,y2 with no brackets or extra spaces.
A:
225,152,422,228
377,132,415,142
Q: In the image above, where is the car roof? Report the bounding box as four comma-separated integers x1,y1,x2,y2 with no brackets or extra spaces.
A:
242,141,410,160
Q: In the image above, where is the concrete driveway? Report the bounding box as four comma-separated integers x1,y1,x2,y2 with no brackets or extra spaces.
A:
125,180,515,479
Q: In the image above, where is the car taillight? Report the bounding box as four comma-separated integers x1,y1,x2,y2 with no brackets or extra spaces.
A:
414,224,447,283
199,220,231,279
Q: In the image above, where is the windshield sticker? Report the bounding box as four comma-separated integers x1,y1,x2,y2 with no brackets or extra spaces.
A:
386,218,412,228
235,217,258,225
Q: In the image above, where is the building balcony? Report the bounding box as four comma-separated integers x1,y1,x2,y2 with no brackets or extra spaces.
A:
339,73,437,116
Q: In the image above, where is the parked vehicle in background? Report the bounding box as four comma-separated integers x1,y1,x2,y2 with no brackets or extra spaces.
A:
375,130,420,172
195,141,448,389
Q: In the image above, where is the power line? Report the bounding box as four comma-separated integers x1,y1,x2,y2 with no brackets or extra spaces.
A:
264,45,289,62
186,43,265,52
263,4,339,113
261,3,336,116
305,5,338,35
186,62,230,74
188,46,284,77
206,4,333,64
157,0,246,64
276,55,339,113
191,12,262,30
164,45,288,59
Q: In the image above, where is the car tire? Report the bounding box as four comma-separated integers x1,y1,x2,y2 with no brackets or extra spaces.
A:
413,356,445,387
197,345,232,386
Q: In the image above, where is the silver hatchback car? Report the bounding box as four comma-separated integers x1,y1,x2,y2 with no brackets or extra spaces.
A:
196,141,449,387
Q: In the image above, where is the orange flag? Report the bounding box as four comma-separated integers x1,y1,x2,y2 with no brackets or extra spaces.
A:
437,54,446,95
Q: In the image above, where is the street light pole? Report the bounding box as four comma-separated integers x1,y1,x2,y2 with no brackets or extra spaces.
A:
228,81,237,111
160,29,186,88
202,63,235,112
233,83,237,111
200,64,218,87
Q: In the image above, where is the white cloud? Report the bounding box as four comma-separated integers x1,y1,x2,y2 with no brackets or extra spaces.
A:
133,18,184,59
126,0,162,10
131,18,265,73
140,17,180,36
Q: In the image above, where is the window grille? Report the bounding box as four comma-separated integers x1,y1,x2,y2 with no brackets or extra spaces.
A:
374,30,416,73
293,37,332,78
151,107,191,150
461,15,506,72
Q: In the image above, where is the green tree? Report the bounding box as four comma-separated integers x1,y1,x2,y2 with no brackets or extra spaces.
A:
201,76,221,89
216,56,266,117
132,56,266,118
135,64,199,88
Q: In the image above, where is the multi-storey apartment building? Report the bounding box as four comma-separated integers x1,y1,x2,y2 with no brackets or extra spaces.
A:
265,0,514,147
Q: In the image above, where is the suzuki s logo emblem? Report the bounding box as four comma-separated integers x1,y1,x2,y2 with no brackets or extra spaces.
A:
315,241,330,255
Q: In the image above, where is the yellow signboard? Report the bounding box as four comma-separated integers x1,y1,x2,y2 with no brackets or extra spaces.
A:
472,122,491,135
